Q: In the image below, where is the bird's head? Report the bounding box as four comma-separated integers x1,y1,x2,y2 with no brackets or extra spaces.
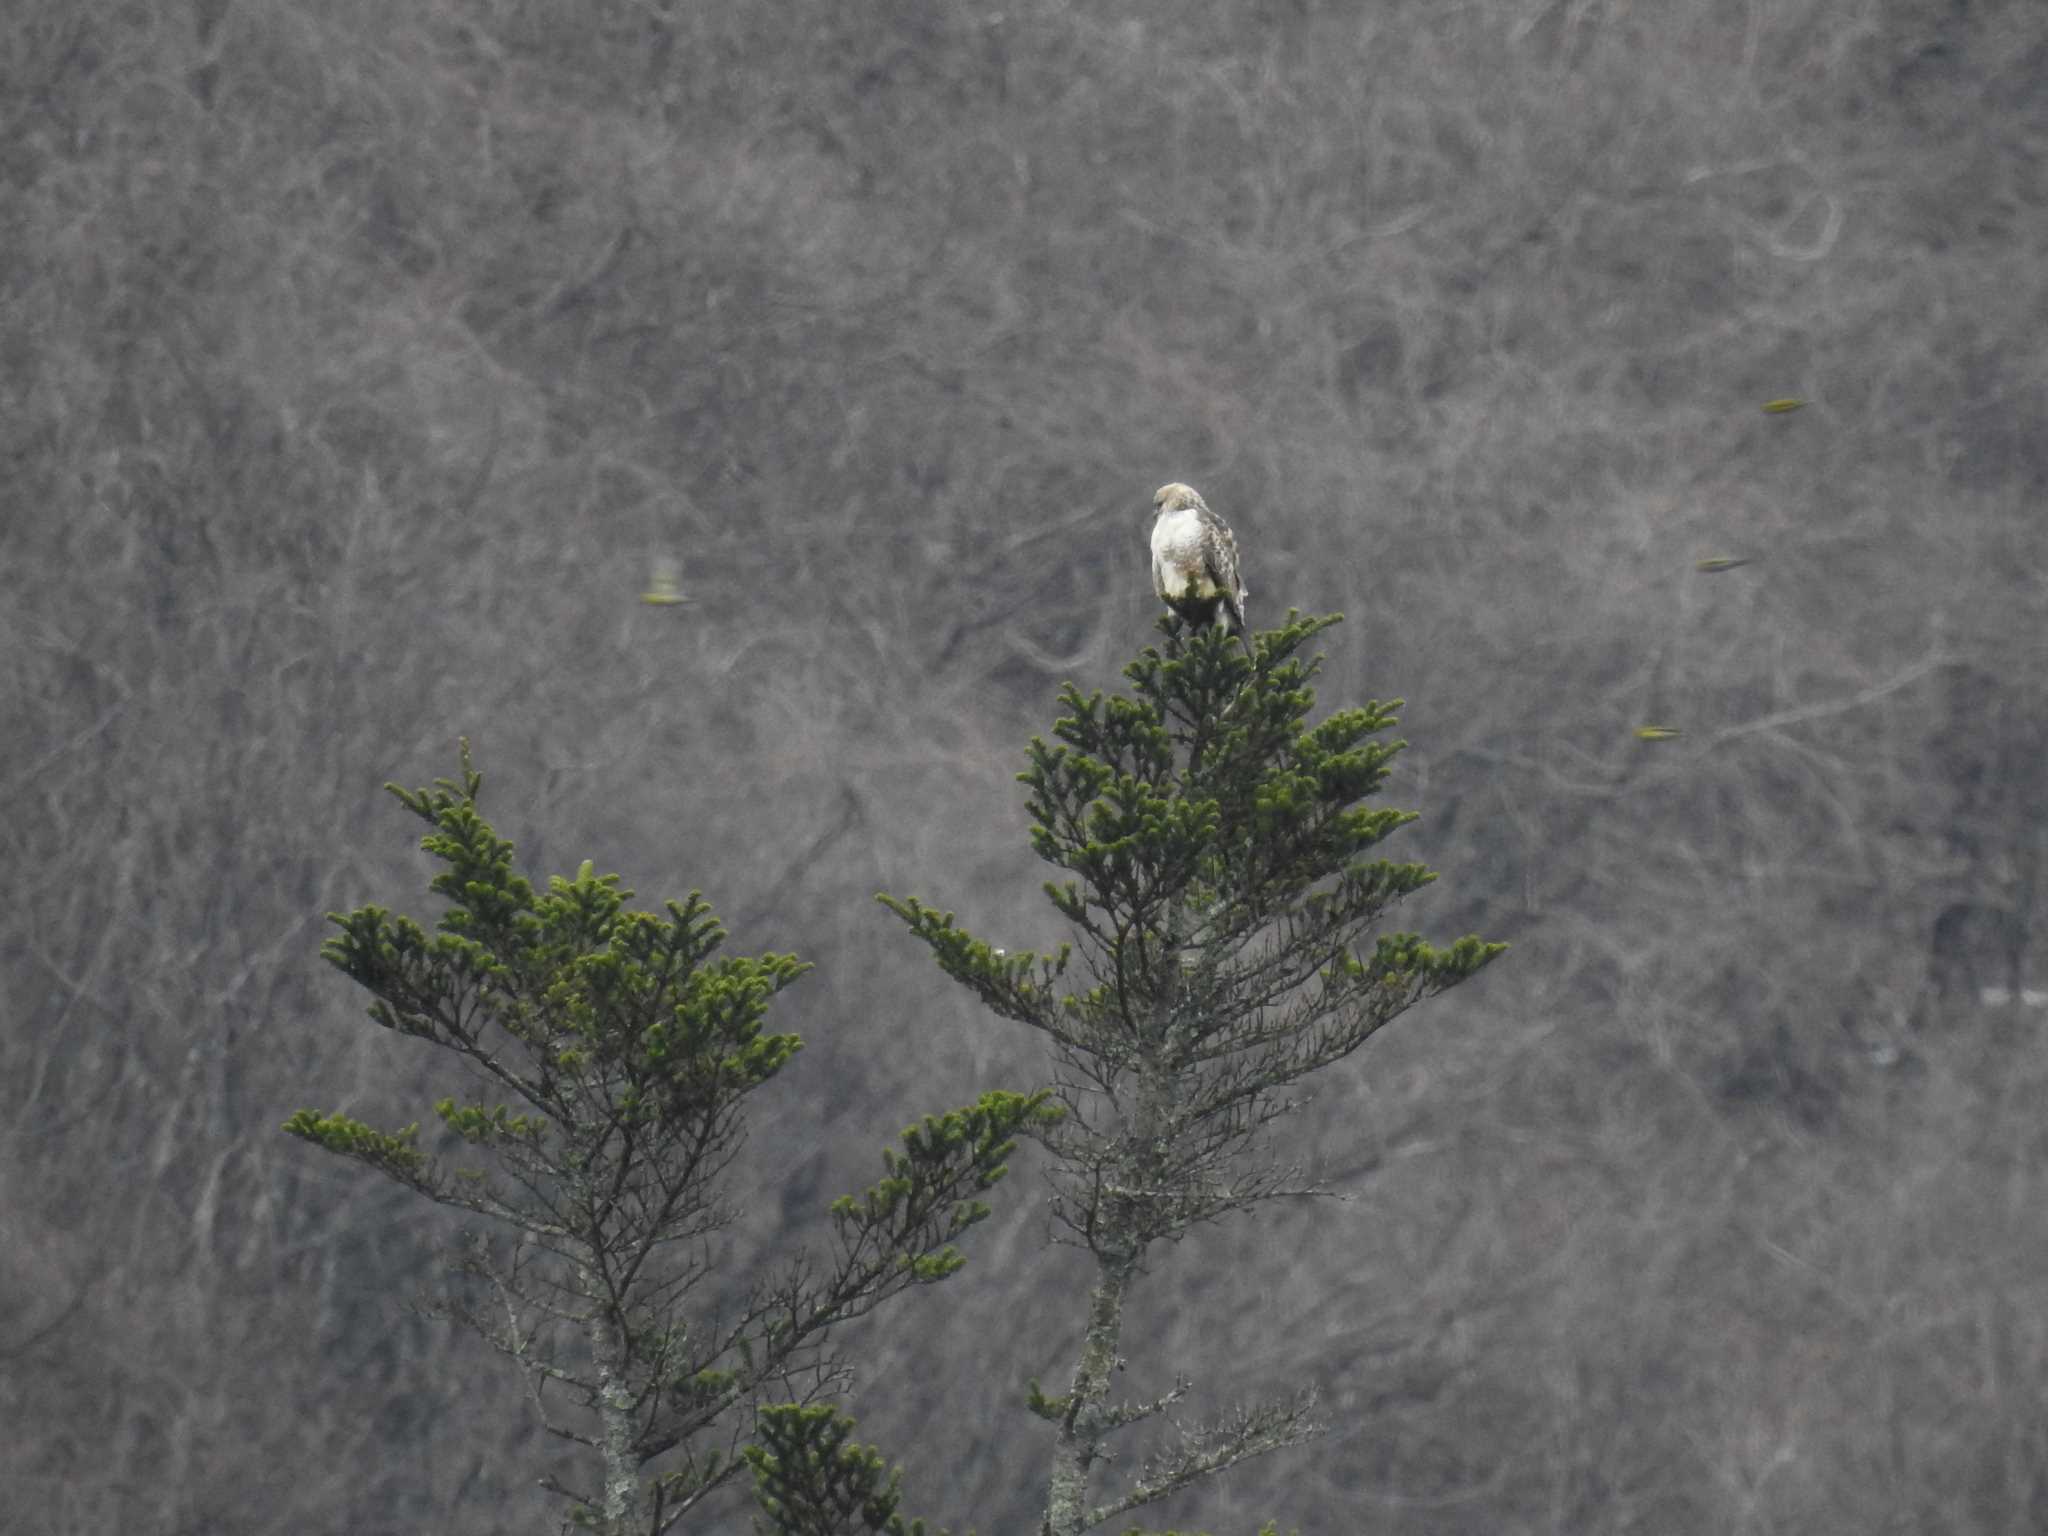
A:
1153,482,1205,516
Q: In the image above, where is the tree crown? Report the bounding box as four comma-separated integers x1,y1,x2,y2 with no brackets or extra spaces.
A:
883,614,1504,1247
288,747,1055,1534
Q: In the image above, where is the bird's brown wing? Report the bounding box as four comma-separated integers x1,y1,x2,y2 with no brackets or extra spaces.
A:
1199,511,1248,625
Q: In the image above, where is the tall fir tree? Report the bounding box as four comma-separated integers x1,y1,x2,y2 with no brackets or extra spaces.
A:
286,748,1053,1535
877,614,1504,1535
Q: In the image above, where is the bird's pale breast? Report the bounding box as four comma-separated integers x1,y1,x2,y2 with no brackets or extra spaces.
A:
1151,508,1219,597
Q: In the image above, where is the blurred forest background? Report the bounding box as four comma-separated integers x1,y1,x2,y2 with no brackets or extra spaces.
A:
7,0,2048,1530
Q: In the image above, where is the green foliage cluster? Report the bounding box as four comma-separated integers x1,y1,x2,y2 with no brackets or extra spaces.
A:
293,746,813,1218
746,1404,940,1536
887,617,1502,1253
287,745,1056,1534
876,616,1500,1534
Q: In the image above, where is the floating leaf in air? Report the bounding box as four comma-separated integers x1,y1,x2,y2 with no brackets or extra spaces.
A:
641,556,691,607
1695,556,1751,573
1762,398,1806,414
1633,725,1682,742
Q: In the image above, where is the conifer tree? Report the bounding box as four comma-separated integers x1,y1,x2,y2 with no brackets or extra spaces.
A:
746,1403,936,1536
878,614,1505,1535
286,748,1053,1535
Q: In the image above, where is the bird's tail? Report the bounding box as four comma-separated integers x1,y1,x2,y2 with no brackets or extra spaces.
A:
1221,599,1254,663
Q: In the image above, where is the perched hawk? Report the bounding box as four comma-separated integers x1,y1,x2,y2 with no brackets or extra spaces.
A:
1150,483,1250,650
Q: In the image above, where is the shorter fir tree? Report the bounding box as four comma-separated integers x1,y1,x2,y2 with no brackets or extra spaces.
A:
877,613,1505,1534
287,747,1053,1535
746,1404,936,1536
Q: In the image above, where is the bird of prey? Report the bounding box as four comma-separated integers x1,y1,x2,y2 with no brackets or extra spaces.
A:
1150,482,1250,653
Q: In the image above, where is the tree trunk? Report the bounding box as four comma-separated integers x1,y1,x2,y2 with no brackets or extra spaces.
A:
584,1261,642,1536
1042,896,1194,1532
1042,1257,1133,1536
